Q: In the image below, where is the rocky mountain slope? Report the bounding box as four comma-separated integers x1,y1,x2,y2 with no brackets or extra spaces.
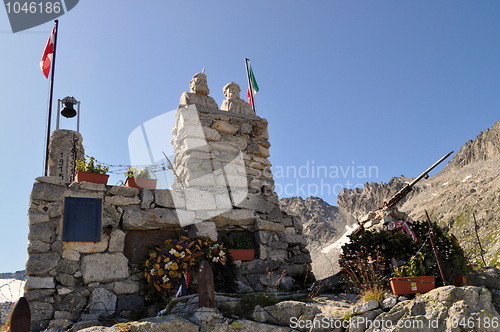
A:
280,181,425,279
280,197,344,278
282,119,500,279
401,120,500,266
336,176,420,223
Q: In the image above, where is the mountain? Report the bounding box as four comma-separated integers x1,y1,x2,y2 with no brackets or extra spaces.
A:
282,119,500,279
0,270,25,280
336,176,420,223
280,197,345,278
401,120,500,266
442,120,500,172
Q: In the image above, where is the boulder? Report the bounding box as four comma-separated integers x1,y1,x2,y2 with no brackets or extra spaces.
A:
350,299,379,314
470,266,500,289
189,307,223,325
229,319,293,331
373,286,500,331
129,315,198,332
74,327,117,332
252,300,321,325
310,274,345,293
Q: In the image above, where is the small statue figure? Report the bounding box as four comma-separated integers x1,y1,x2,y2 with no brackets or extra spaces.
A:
220,82,255,115
179,73,218,110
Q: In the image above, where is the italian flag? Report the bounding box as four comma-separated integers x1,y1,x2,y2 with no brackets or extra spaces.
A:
246,61,259,106
40,25,56,78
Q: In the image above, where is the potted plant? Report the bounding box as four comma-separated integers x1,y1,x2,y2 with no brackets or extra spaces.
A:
390,253,435,295
74,157,109,184
222,235,255,261
124,167,157,189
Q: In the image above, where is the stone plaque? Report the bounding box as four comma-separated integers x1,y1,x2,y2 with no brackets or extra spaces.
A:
63,197,102,242
124,230,183,263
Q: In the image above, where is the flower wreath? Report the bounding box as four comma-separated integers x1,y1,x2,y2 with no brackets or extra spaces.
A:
143,236,229,298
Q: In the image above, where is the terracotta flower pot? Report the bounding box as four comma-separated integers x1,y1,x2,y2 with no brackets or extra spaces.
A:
125,177,157,189
389,276,435,295
228,249,255,261
74,170,109,184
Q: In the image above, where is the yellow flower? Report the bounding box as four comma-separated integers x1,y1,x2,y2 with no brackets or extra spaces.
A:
164,257,170,263
170,262,178,270
154,284,161,291
158,269,164,276
176,245,183,250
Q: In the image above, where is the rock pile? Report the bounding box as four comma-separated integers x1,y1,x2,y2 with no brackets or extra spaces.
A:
73,284,499,332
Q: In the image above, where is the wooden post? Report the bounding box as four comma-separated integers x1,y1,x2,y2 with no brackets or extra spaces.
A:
9,297,31,332
198,260,215,308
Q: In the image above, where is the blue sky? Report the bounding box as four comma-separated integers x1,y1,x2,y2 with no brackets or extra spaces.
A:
0,1,499,273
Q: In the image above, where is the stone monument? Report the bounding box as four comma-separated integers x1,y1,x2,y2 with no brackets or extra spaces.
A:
179,72,219,110
24,72,313,331
220,82,255,115
47,129,84,183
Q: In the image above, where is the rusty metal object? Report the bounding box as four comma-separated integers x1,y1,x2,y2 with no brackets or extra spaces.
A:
376,151,454,211
425,210,447,285
197,260,215,308
349,152,454,238
9,297,31,332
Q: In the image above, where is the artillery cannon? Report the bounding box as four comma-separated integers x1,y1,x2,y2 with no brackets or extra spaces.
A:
350,151,454,237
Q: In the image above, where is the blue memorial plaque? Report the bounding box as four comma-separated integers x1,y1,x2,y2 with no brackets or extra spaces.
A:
63,197,102,242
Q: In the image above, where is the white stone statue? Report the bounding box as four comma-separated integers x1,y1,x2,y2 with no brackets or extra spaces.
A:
220,82,255,115
179,73,218,110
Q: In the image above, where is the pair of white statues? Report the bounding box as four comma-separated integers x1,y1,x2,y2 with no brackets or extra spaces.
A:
179,73,255,115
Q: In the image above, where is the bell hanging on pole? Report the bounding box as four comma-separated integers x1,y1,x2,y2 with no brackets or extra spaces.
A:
56,96,81,132
61,101,77,118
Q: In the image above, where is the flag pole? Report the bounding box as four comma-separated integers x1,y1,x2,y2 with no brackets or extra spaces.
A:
44,19,59,176
244,58,256,114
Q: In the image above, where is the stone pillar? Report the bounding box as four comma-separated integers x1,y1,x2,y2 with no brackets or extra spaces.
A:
170,104,278,240
47,129,84,183
171,105,276,203
169,93,314,291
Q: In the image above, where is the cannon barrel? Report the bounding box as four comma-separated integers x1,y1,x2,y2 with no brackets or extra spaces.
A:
376,151,454,210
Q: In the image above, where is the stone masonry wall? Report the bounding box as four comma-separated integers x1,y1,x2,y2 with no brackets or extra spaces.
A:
25,106,312,331
26,176,311,331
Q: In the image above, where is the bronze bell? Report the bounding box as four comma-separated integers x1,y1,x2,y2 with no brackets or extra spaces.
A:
61,101,77,118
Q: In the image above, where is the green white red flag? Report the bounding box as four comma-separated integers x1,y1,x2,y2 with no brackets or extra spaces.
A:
246,61,259,106
40,25,56,78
